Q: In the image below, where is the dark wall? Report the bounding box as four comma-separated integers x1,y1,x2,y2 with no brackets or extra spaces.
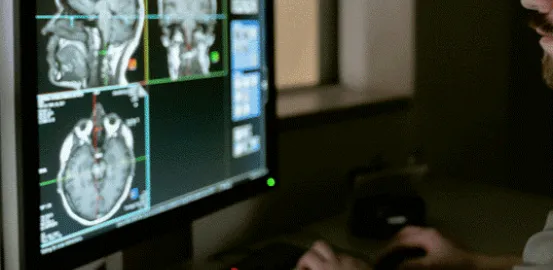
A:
414,1,553,196
508,2,553,195
193,108,413,260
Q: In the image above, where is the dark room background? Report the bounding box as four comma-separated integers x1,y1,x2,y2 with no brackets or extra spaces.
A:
414,0,553,196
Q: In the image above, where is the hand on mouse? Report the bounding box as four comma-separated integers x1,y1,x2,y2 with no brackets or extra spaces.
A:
377,226,474,270
296,241,371,270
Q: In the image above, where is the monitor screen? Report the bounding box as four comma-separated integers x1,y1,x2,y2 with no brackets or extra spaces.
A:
35,0,271,255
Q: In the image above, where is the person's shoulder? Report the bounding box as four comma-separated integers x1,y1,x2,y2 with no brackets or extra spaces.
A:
544,210,553,230
519,211,553,267
513,265,553,270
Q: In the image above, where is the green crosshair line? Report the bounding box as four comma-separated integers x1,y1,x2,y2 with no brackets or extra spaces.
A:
39,155,147,187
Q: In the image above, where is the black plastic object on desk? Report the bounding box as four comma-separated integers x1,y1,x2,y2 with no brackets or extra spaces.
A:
347,172,427,240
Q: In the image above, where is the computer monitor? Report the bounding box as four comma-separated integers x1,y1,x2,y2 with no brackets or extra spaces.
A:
0,0,276,269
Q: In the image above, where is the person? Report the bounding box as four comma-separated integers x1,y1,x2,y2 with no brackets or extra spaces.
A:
296,0,553,269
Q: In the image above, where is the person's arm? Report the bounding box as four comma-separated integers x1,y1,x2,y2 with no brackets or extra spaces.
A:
376,226,523,270
470,254,523,270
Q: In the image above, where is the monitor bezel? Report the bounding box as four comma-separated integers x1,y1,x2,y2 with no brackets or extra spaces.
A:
17,0,277,268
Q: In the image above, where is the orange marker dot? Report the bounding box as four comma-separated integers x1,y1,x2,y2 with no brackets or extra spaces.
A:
128,58,137,71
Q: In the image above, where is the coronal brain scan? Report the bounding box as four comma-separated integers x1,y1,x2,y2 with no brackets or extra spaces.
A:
57,103,136,226
158,0,218,79
41,0,145,89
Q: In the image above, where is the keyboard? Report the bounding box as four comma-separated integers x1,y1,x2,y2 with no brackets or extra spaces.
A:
222,242,307,270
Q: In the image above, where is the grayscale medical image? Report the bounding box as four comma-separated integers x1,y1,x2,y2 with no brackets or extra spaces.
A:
38,87,149,236
151,0,223,80
57,103,136,226
37,0,146,92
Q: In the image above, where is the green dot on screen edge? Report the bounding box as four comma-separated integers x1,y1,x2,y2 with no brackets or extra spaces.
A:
211,51,220,62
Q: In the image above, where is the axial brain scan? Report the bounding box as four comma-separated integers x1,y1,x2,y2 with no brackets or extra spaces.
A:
57,103,135,226
158,0,218,79
41,0,145,89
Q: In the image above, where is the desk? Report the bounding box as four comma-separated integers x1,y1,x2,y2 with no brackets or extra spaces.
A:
171,176,553,269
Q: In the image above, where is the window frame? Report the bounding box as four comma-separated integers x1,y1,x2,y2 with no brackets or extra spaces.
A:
274,0,414,120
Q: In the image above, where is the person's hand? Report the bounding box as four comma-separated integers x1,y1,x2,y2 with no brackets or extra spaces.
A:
377,226,475,270
296,241,371,270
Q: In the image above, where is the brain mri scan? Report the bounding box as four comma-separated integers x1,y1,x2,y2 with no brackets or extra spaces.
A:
158,0,218,79
41,0,145,89
57,102,135,226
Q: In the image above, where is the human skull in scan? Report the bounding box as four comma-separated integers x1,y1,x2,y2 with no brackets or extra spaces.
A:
41,0,145,89
57,103,136,226
158,0,217,79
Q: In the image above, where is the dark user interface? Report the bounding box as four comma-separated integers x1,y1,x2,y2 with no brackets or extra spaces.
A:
36,0,269,255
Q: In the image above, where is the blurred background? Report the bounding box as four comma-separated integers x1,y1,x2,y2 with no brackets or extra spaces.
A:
61,2,553,268
274,0,553,194
188,0,553,262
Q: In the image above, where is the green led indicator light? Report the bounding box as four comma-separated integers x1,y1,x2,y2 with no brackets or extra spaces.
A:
210,51,220,63
267,178,276,187
99,50,107,56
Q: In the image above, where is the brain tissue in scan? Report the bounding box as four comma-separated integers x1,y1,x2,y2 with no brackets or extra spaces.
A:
159,0,218,79
57,103,135,226
41,0,145,90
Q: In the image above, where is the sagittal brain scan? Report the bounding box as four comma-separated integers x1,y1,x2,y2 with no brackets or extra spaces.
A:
57,103,136,226
39,0,146,91
155,0,223,80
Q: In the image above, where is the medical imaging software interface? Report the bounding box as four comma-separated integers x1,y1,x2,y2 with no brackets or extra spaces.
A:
36,0,269,254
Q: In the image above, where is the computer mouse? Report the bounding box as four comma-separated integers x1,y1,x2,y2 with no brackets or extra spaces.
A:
372,246,427,270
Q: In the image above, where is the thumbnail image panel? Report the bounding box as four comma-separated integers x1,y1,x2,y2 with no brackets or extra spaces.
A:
232,123,261,158
148,0,226,83
36,0,147,94
232,70,261,122
231,0,259,15
231,20,260,71
38,86,150,246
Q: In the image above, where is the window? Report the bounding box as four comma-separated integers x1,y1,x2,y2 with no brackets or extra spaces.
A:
274,0,414,120
275,0,319,90
274,0,414,95
274,0,337,90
